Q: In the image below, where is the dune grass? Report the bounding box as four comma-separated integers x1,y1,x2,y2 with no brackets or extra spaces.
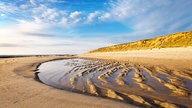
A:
89,31,192,53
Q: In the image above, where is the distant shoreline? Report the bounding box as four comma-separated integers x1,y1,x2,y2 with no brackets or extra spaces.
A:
0,54,75,58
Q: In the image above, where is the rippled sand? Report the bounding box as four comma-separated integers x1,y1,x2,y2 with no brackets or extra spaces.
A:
37,58,192,108
0,56,135,108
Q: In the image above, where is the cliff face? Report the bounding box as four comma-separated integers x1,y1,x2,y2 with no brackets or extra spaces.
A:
89,31,192,53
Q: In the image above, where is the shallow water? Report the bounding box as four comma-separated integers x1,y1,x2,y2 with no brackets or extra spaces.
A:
36,58,192,108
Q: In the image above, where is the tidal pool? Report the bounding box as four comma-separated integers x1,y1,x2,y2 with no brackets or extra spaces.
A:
36,58,192,108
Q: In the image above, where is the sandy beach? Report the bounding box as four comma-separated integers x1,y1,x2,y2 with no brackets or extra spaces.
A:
0,56,136,108
1,47,192,108
1,0,191,107
77,47,192,107
80,47,192,69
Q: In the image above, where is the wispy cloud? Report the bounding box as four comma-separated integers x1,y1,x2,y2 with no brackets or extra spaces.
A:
98,12,111,21
48,0,66,3
0,2,18,13
22,32,55,37
0,23,111,54
29,4,84,27
30,0,36,5
1,0,192,32
70,11,82,19
86,11,101,23
16,19,47,32
0,43,21,47
102,0,192,39
0,13,5,17
0,1,18,17
0,0,192,54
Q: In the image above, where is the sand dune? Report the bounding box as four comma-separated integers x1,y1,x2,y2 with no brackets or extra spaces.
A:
89,31,192,53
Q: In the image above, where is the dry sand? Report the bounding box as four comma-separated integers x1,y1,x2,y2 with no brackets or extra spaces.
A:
0,56,137,108
79,47,192,69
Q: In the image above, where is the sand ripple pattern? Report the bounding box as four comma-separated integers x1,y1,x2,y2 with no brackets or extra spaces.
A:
36,58,192,108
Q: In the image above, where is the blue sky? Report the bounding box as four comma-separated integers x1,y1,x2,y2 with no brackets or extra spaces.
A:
0,0,192,55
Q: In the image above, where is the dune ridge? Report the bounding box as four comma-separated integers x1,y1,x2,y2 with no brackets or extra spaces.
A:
89,31,192,53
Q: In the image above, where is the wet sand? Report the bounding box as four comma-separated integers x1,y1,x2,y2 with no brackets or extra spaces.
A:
77,47,192,107
0,56,136,108
37,58,192,108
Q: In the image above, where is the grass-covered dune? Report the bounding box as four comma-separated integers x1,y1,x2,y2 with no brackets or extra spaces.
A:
89,31,192,53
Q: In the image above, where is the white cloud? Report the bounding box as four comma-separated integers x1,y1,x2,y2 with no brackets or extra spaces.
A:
25,4,84,27
32,4,45,14
60,17,68,25
47,0,66,3
0,14,5,17
105,0,155,20
86,11,100,23
1,0,192,55
41,8,59,21
0,22,111,55
16,20,47,32
0,23,71,54
69,11,82,19
71,18,81,25
98,13,111,21
0,2,18,13
57,11,83,26
30,0,36,5
30,0,66,4
20,4,29,9
33,16,43,23
31,4,65,25
103,0,192,36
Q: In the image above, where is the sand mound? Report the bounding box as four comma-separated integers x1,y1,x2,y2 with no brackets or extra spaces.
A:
89,31,192,53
